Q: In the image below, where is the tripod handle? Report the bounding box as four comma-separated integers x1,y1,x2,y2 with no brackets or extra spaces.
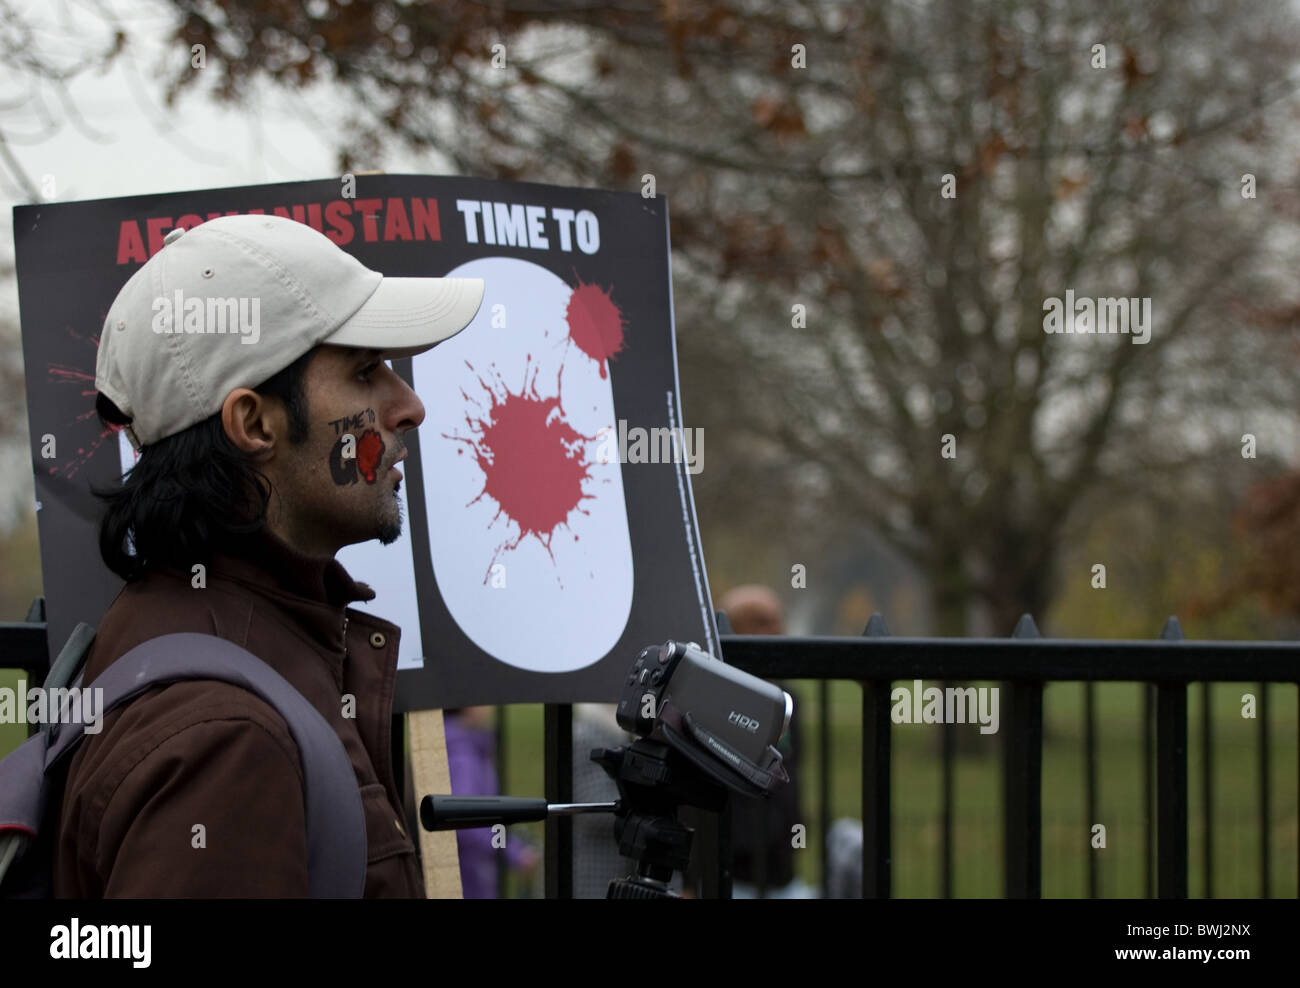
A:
420,795,550,831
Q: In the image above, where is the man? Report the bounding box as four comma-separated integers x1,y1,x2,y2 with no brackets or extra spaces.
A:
53,214,483,897
717,584,811,899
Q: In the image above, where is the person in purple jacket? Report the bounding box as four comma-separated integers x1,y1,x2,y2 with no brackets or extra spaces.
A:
443,706,541,898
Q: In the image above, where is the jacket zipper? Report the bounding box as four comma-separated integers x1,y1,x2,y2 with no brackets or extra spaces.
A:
341,613,349,660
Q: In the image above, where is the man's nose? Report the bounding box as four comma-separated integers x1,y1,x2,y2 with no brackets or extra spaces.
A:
389,371,426,432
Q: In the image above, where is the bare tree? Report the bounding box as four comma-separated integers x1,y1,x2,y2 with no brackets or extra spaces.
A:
29,0,1300,632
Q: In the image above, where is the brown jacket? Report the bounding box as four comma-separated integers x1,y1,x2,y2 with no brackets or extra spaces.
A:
53,531,426,898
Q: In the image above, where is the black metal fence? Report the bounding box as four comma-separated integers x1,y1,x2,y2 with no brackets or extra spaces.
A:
529,613,1299,898
5,600,1298,898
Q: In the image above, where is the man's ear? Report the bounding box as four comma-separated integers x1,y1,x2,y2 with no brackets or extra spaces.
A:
221,388,282,458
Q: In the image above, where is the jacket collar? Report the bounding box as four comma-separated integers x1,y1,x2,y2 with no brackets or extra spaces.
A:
183,529,380,675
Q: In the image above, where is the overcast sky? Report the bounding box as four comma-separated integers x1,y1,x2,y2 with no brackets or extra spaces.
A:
0,0,444,528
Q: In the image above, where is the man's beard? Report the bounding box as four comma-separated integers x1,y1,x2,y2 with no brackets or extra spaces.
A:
377,479,404,545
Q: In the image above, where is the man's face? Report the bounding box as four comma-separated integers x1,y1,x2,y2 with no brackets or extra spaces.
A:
264,344,425,557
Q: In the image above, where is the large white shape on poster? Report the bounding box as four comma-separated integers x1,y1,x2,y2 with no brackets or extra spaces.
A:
414,256,635,673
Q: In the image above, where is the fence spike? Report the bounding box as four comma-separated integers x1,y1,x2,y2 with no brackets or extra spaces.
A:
1159,616,1185,641
863,612,890,637
1012,613,1040,638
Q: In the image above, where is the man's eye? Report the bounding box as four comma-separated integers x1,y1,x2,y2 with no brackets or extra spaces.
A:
358,362,380,381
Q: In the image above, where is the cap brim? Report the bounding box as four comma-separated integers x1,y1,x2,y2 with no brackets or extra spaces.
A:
325,276,485,358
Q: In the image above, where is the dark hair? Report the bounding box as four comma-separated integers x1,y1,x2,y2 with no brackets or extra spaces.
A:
95,347,317,581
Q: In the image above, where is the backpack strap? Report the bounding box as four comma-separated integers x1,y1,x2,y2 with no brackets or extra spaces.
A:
40,623,98,725
3,632,366,898
0,621,101,882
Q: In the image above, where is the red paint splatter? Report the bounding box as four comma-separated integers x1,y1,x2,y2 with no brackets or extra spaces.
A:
43,329,119,480
356,429,385,483
444,358,598,583
49,363,97,394
565,280,625,379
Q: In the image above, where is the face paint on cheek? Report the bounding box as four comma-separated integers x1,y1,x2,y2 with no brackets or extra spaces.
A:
356,429,386,484
328,408,377,435
325,409,379,486
329,434,358,485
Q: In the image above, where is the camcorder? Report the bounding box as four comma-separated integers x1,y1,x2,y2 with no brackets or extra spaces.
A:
616,640,792,797
422,640,794,898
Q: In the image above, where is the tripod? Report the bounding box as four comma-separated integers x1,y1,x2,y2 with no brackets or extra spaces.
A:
421,737,730,899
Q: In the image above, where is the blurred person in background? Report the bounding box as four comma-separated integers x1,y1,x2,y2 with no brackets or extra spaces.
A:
570,702,642,897
718,585,813,898
444,706,540,897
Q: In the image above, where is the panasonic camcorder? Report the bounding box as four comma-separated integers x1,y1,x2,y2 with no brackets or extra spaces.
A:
616,639,793,797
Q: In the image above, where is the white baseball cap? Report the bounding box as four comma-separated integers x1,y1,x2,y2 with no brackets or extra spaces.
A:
95,214,484,450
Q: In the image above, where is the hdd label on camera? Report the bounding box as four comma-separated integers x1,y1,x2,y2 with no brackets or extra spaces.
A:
728,711,760,733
